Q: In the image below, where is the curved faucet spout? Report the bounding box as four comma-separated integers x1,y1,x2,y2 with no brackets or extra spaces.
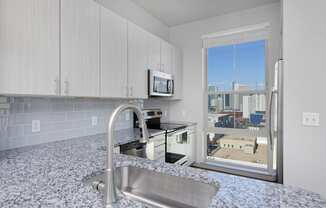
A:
105,104,149,206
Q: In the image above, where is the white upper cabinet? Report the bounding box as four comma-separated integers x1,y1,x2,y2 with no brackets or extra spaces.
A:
127,22,148,99
0,0,182,100
61,0,100,97
172,47,183,100
160,40,173,74
0,0,60,95
147,34,161,72
100,7,128,98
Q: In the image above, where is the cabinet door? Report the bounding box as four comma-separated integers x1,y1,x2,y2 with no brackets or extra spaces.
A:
100,8,128,98
127,22,148,99
147,34,161,71
160,40,173,74
172,47,183,100
61,0,100,97
0,0,60,95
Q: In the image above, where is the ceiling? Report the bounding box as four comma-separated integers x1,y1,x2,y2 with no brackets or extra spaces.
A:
130,0,279,27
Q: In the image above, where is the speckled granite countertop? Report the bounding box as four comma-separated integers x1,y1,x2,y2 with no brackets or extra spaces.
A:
1,134,326,208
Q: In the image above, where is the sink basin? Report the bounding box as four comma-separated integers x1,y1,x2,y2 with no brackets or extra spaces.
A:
84,166,219,208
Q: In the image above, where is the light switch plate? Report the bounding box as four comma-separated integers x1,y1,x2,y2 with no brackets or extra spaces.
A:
32,120,41,132
302,112,320,126
91,116,98,126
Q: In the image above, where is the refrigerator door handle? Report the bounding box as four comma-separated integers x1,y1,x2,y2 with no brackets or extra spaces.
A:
269,60,280,150
269,90,276,150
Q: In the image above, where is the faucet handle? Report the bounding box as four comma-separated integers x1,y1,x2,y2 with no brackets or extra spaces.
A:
92,180,105,192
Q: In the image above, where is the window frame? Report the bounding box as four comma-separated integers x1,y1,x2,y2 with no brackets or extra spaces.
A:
202,23,276,177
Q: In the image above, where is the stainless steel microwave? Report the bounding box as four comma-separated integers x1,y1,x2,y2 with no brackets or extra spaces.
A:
148,70,174,97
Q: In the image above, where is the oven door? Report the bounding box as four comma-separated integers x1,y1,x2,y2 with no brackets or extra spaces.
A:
166,129,192,166
148,70,174,97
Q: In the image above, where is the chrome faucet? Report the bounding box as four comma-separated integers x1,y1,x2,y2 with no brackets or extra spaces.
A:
104,104,149,206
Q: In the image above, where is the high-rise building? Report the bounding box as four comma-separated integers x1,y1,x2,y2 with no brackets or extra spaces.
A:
217,96,223,112
242,94,266,119
243,96,251,118
232,82,251,111
208,85,218,94
233,82,251,91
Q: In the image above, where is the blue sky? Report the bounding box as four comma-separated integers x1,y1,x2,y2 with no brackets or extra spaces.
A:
207,40,265,91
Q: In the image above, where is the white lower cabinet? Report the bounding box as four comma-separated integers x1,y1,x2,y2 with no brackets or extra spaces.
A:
60,0,100,97
0,0,60,95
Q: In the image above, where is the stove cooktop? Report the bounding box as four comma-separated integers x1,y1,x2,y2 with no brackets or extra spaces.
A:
165,152,186,164
157,123,187,132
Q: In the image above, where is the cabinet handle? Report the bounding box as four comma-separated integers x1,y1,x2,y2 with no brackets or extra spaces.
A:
54,77,59,95
64,80,69,95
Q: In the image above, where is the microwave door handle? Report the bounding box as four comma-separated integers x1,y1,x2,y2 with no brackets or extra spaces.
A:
168,79,174,94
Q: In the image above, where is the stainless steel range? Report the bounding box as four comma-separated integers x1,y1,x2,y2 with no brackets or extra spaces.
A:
134,109,192,166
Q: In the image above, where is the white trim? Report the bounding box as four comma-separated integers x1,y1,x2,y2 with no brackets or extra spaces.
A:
206,156,267,169
201,22,271,40
200,48,208,163
203,160,275,177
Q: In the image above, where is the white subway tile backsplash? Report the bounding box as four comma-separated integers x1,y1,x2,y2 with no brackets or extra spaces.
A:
9,114,29,125
9,136,28,148
10,103,24,114
67,111,86,121
49,113,66,123
52,103,74,112
0,97,136,151
71,120,91,129
64,129,86,139
8,126,24,138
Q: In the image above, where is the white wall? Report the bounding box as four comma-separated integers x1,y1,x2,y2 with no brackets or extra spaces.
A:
283,0,326,197
168,3,281,162
96,0,169,40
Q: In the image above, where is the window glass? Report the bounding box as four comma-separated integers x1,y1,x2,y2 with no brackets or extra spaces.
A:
207,40,268,167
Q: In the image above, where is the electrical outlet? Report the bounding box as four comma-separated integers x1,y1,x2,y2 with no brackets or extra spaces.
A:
91,116,98,126
32,120,41,132
302,112,320,126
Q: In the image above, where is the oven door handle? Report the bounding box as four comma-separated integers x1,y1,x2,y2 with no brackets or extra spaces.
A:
168,130,188,137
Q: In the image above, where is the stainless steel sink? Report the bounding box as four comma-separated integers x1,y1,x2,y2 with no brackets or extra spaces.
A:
84,166,219,208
